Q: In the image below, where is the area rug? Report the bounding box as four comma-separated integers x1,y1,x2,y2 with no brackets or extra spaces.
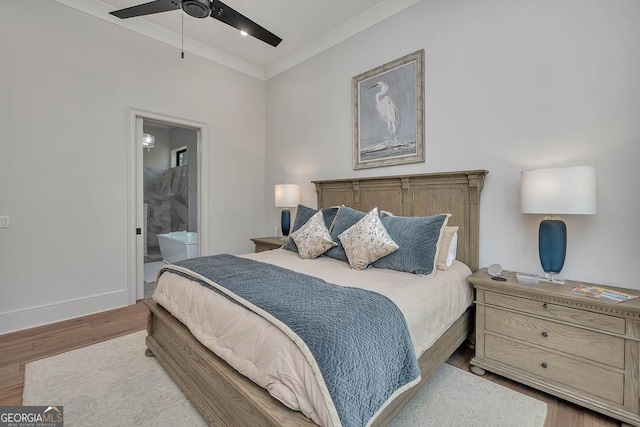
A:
23,331,547,426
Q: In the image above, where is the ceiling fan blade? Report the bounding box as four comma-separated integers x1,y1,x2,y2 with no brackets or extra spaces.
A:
212,1,282,47
110,0,180,19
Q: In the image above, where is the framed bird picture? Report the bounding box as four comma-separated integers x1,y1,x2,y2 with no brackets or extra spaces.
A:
352,50,425,170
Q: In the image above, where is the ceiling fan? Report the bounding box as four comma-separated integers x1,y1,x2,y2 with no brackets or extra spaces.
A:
109,0,282,47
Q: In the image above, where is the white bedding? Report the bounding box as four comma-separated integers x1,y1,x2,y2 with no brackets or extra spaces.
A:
153,249,473,427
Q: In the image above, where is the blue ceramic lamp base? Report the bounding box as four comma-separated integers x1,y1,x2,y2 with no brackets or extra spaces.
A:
281,209,291,237
538,218,567,283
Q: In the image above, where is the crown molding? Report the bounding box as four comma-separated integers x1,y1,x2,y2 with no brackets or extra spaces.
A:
50,0,420,81
50,0,265,80
264,0,422,80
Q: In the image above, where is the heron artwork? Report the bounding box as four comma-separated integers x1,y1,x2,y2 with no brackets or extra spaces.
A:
369,81,399,144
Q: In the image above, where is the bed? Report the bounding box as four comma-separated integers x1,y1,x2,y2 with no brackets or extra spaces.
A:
144,170,488,426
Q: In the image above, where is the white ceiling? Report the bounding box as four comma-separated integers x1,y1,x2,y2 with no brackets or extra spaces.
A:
52,0,421,79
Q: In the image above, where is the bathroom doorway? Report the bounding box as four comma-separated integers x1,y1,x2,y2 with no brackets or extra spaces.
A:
126,108,209,303
142,119,199,298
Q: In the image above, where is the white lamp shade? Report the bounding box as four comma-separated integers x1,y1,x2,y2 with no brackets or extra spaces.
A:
275,184,300,208
520,166,596,215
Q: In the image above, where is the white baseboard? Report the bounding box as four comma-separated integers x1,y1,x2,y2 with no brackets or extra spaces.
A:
0,290,130,335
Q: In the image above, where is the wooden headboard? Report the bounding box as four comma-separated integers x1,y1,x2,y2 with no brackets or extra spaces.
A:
313,170,488,272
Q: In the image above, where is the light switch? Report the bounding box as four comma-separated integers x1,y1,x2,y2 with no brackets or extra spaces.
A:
0,216,9,228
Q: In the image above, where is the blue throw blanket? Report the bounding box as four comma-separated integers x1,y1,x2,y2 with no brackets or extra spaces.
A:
162,254,420,427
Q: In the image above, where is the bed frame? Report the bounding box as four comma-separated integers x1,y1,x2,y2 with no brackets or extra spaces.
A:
144,169,488,426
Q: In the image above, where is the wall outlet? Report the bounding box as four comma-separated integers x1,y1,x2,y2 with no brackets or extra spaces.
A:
0,216,9,228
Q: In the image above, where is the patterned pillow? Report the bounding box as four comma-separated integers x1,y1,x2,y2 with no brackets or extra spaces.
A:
290,211,338,259
283,205,340,252
324,206,368,261
338,208,399,270
372,213,450,275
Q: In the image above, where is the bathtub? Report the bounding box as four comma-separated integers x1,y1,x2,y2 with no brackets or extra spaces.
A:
157,231,198,263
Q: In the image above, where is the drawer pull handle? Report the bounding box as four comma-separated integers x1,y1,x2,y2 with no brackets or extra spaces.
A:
541,362,548,369
541,332,548,338
542,303,548,309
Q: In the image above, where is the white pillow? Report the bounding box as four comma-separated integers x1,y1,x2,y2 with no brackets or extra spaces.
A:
290,211,337,259
436,226,458,271
338,208,399,270
446,232,458,267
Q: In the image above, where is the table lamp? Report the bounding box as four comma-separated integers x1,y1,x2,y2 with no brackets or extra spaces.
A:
275,184,300,237
520,166,596,283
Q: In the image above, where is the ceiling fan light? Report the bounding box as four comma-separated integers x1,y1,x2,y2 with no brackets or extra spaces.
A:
182,0,211,18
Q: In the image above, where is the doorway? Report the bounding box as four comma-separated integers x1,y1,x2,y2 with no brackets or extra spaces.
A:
126,108,209,303
142,119,198,298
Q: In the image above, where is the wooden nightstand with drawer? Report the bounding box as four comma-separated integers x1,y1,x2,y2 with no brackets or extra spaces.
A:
468,269,640,426
250,236,286,253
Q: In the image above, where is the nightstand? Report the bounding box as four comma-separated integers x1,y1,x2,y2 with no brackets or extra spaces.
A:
250,236,286,253
468,269,640,426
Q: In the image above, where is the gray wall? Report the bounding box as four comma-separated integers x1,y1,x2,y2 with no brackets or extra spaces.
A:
0,1,266,332
265,0,640,287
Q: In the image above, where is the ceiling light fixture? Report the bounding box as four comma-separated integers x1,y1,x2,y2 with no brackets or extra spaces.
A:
142,133,156,150
240,30,248,36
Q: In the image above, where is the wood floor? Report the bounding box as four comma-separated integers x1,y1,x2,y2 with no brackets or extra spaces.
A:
0,301,621,426
0,301,148,406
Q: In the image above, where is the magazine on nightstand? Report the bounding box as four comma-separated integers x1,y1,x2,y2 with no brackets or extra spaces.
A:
570,285,638,304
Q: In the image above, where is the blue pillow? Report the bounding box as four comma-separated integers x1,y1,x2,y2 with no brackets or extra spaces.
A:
324,206,368,261
283,205,339,252
371,213,450,275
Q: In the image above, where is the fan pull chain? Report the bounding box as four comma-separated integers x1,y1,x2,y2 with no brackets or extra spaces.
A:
181,10,184,59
